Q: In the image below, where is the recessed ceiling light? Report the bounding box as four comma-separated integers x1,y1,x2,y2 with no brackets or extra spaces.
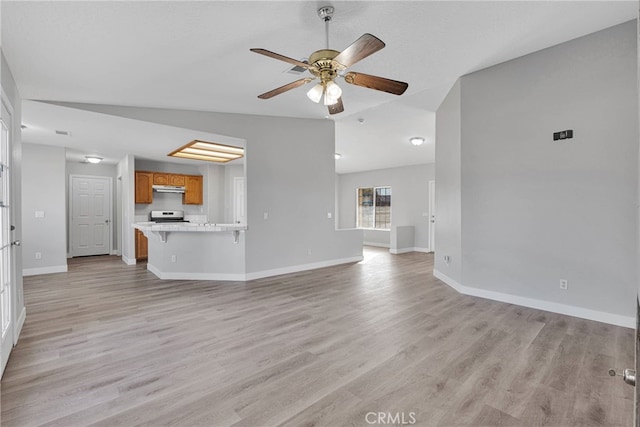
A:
334,153,342,160
55,130,70,136
169,140,244,163
410,137,425,146
20,125,27,130
357,118,365,124
85,156,103,164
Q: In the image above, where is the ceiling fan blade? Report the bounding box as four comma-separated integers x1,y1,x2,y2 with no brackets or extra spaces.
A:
257,78,312,99
250,48,311,70
333,34,385,68
344,72,408,95
328,97,344,115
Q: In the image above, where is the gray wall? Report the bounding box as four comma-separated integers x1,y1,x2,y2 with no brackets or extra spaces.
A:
66,160,118,254
2,49,25,333
337,163,435,250
21,143,67,273
436,21,638,324
434,80,462,282
57,103,362,274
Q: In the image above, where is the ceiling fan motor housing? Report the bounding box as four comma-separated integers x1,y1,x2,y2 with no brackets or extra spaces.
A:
308,49,344,83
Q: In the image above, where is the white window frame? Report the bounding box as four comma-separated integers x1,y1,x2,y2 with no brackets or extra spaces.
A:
355,186,392,230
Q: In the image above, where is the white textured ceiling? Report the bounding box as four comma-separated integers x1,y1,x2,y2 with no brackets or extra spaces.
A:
1,1,636,174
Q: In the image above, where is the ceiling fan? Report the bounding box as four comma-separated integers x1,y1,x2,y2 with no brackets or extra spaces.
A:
250,6,408,115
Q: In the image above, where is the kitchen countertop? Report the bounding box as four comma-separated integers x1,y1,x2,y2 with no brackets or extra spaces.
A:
133,222,247,233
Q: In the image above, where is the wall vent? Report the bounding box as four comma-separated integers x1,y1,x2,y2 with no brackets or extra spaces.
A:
55,130,70,136
286,59,309,74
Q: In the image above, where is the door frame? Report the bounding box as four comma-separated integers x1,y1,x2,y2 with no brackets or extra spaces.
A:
233,176,246,225
428,180,436,252
69,175,113,257
0,90,15,376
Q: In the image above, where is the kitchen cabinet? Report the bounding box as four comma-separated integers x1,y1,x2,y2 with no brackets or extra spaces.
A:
135,170,202,205
153,173,186,186
183,175,203,205
170,174,186,186
135,229,148,260
153,173,170,185
135,171,153,204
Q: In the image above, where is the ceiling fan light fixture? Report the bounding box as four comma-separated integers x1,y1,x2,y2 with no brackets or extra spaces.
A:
323,81,342,105
307,83,324,103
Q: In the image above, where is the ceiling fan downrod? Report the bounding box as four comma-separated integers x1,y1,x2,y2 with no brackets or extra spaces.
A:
317,6,334,50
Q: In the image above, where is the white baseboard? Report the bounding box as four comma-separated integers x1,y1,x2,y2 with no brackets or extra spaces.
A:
23,265,68,276
245,256,364,281
147,263,246,281
413,247,431,253
390,248,414,254
14,306,25,344
145,256,364,282
433,269,635,329
389,247,431,255
364,242,390,248
122,255,136,266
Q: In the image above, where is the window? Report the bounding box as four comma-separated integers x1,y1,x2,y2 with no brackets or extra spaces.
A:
357,187,391,230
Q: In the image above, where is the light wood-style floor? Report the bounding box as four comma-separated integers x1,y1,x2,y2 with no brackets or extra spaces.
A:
1,247,634,426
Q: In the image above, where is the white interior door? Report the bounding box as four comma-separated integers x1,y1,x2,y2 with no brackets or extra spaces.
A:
70,176,112,257
428,180,436,252
233,177,246,225
0,99,14,376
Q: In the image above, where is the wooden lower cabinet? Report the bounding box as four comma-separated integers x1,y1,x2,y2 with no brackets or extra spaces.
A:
135,229,148,261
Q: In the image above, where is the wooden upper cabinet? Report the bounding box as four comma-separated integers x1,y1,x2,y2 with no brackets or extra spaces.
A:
169,174,186,186
183,175,203,205
153,173,170,185
135,171,154,204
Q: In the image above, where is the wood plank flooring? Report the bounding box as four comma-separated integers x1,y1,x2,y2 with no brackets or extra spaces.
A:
1,247,634,426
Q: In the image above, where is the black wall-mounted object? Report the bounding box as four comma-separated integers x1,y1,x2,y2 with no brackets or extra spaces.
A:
553,130,574,141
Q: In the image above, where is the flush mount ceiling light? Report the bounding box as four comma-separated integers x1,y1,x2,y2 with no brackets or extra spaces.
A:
85,156,103,164
251,6,408,115
410,137,425,146
334,153,342,160
168,140,244,163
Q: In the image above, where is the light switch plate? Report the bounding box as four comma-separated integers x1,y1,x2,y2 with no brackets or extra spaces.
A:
35,211,45,218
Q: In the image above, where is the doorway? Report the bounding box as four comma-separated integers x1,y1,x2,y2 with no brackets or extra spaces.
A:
70,175,112,257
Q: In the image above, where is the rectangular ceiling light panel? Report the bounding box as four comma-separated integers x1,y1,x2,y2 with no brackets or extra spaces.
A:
168,140,245,163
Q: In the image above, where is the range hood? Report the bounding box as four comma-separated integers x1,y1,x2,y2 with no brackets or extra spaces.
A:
152,185,185,194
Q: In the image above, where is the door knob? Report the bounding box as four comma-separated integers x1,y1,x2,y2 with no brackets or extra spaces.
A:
609,368,636,386
11,240,20,246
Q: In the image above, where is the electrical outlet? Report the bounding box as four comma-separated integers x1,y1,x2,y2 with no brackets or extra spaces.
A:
560,279,568,290
327,212,332,219
307,249,312,256
171,255,177,263
263,212,269,220
35,252,41,260
35,211,45,218
444,255,450,264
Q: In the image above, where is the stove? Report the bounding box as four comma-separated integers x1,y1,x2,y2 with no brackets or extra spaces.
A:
149,210,189,223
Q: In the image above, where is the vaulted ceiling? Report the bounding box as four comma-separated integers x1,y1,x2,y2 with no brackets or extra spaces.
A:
2,1,635,173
